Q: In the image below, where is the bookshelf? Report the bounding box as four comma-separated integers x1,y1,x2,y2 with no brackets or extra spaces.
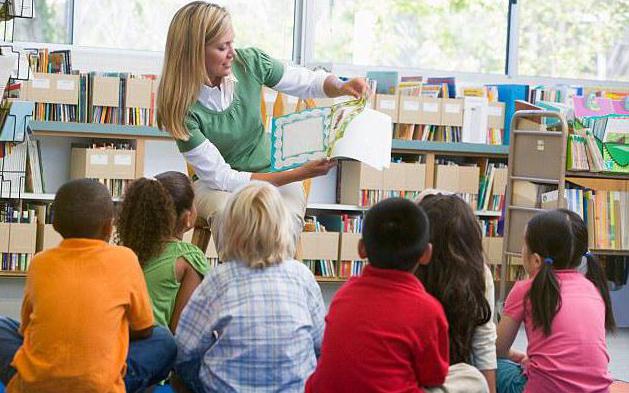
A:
499,110,629,325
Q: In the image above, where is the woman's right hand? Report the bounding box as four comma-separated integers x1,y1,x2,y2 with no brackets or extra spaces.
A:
299,159,336,179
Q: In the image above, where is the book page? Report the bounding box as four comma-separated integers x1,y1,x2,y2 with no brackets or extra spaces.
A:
271,107,329,171
331,108,392,170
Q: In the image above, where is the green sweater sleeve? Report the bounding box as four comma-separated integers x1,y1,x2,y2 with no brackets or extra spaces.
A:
176,112,207,153
236,47,284,88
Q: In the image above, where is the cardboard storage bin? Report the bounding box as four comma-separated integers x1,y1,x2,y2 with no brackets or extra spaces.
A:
92,76,121,107
125,78,153,109
398,95,421,124
375,94,399,122
339,232,362,261
36,223,63,252
440,98,464,127
21,73,80,105
417,97,441,125
299,232,340,261
339,161,384,205
0,223,37,254
71,148,136,180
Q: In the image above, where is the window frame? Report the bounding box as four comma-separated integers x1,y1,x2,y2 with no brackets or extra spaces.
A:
9,0,629,87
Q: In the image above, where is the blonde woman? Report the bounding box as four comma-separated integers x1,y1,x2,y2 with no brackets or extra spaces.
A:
174,182,325,393
157,1,368,241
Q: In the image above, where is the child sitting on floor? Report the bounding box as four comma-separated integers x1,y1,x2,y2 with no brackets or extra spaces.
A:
0,179,176,393
116,171,208,332
174,181,325,393
496,209,615,393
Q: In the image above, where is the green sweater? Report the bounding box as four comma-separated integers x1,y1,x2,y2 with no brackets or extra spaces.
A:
143,241,209,327
177,47,284,173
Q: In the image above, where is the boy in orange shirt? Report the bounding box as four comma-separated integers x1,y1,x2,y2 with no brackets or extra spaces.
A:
0,179,177,393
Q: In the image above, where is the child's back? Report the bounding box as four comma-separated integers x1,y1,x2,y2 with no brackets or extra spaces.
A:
306,198,450,392
504,271,611,392
10,242,153,393
497,209,615,393
7,179,155,393
116,172,208,332
307,265,448,392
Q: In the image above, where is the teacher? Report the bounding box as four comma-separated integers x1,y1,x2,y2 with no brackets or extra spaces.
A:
156,1,367,240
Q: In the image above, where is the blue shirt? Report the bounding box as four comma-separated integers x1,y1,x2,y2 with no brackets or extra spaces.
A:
175,259,325,393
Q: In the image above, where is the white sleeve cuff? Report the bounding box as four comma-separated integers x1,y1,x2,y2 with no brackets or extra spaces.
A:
273,64,329,99
182,140,251,192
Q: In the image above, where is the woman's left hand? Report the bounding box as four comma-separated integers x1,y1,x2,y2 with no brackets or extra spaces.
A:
340,78,369,98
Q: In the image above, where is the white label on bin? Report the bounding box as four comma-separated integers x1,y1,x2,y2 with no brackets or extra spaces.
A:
379,100,395,110
423,102,439,113
90,153,108,166
488,106,503,117
264,93,275,102
31,78,50,89
445,103,460,113
114,154,132,166
56,80,75,90
403,101,419,111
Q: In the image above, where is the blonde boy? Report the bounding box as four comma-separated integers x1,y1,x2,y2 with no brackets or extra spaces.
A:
174,182,325,393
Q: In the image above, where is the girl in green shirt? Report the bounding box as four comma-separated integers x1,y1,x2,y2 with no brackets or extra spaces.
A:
116,171,208,332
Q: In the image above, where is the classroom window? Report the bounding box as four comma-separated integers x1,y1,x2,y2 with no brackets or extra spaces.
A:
13,0,73,44
518,0,629,81
73,0,295,59
312,0,508,74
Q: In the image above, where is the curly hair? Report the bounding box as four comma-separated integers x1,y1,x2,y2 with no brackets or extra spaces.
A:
116,178,176,266
416,194,492,364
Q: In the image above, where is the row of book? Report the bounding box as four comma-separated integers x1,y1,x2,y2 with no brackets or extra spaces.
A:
1,253,32,272
0,201,36,223
478,217,501,237
358,190,421,208
542,188,629,250
28,72,158,127
477,163,507,212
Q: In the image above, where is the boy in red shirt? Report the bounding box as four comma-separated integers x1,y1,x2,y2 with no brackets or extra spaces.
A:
306,198,449,392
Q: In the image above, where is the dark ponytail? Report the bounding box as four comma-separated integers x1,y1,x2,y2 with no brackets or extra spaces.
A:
525,209,575,336
562,209,616,332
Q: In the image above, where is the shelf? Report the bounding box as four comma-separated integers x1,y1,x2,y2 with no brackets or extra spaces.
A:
565,171,629,181
475,210,502,217
590,249,629,256
29,121,169,138
315,277,349,283
391,140,509,156
18,193,121,202
306,203,365,212
307,204,502,217
0,271,27,277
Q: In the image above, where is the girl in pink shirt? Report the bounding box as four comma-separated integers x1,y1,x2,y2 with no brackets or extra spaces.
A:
496,209,616,393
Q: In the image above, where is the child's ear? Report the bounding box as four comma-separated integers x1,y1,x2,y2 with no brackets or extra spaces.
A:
530,252,544,271
101,218,114,242
358,239,368,259
417,243,433,266
182,209,195,231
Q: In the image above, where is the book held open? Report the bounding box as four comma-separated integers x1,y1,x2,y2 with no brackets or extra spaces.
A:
271,98,392,171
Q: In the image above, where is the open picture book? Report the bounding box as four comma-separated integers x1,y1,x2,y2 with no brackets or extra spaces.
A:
270,98,392,171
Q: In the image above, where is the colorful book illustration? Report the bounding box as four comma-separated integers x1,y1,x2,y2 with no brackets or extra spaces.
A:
271,98,392,171
573,96,614,118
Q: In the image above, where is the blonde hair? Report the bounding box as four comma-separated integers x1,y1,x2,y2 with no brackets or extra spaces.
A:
157,2,232,140
217,182,295,268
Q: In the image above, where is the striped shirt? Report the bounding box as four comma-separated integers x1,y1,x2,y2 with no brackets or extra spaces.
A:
175,259,325,393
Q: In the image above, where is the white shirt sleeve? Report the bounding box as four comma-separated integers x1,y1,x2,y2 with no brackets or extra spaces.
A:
273,64,330,99
182,139,251,192
471,264,498,370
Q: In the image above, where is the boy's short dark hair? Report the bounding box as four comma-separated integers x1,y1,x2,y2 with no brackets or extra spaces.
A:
53,179,114,239
362,198,430,271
